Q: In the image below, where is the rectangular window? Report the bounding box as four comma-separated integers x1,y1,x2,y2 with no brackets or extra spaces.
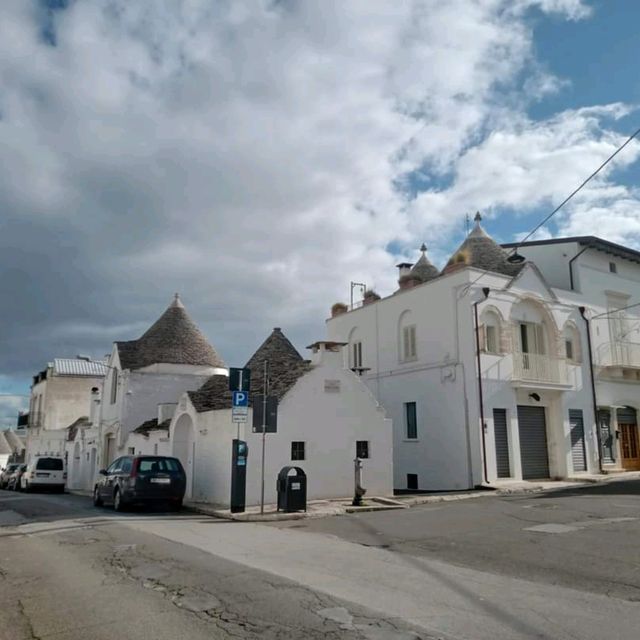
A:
405,402,417,439
609,262,617,273
110,369,118,404
127,447,135,455
402,325,417,361
356,441,369,459
565,339,574,361
291,441,305,461
485,325,498,354
352,341,363,368
519,322,545,355
407,473,418,490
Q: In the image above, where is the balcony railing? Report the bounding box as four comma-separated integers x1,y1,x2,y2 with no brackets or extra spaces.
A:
512,352,568,385
596,341,640,368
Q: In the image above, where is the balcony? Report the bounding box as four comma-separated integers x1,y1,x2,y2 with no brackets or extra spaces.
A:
596,341,640,381
512,352,569,387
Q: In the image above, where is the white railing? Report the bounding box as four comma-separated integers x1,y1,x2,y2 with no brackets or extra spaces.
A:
596,341,640,368
513,352,568,385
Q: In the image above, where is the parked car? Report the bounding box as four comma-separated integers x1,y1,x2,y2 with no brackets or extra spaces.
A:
0,463,21,489
93,455,186,511
7,464,27,491
21,457,66,493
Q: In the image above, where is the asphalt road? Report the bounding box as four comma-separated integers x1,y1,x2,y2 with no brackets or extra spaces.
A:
273,478,640,602
0,490,424,640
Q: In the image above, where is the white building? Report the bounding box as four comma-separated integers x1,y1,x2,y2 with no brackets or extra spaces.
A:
327,214,599,491
98,294,226,469
0,429,26,470
502,236,640,472
167,328,393,507
24,358,108,463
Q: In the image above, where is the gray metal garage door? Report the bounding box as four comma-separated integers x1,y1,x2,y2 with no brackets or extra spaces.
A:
493,409,511,478
569,409,587,472
517,405,549,480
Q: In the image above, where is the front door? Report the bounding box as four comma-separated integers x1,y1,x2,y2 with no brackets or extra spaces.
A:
517,405,550,480
617,408,640,471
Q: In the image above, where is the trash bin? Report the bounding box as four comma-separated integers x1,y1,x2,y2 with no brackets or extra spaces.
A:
276,466,307,512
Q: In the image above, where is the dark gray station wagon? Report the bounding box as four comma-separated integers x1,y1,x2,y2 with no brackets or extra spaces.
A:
93,455,186,511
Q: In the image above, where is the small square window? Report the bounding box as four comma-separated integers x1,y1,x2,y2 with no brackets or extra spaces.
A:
127,447,135,455
609,262,617,273
356,441,369,459
407,473,418,490
291,441,305,461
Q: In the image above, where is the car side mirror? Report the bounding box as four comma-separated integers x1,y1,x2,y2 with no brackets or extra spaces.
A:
99,469,108,475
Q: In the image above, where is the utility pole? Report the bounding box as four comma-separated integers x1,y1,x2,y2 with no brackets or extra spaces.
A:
260,360,268,514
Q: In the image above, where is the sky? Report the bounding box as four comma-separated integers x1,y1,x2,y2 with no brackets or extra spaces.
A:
2,0,640,427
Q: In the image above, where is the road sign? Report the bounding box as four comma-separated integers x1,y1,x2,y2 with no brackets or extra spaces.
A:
232,406,248,423
252,395,278,433
232,391,249,407
229,368,251,392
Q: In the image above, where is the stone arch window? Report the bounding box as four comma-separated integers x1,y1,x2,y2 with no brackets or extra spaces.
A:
480,308,502,355
563,322,582,363
510,298,560,359
398,310,417,363
348,327,363,369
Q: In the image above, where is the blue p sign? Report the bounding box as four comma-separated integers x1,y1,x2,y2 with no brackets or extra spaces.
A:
232,391,248,407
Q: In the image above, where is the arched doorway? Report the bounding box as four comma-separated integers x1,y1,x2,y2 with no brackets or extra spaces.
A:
172,414,195,500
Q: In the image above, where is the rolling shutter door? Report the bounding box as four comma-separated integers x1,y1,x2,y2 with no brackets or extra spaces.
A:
517,406,549,480
493,409,511,478
569,409,586,472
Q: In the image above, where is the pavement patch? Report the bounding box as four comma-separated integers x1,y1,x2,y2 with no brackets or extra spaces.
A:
524,523,579,534
0,509,27,526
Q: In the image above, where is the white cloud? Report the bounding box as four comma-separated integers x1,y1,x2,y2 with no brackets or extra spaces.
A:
4,0,637,383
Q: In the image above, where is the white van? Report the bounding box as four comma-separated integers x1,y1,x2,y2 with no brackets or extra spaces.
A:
21,457,66,493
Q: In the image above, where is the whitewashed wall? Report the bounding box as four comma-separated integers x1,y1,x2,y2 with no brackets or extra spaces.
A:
170,350,393,507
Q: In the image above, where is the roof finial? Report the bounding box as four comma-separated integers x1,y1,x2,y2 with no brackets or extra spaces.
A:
474,211,482,223
420,243,427,253
171,292,184,308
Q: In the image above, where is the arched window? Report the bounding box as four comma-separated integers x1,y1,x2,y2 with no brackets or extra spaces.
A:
563,323,582,363
398,310,417,362
480,309,502,354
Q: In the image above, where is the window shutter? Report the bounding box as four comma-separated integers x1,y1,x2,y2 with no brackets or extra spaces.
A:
403,327,410,360
478,324,487,351
535,324,546,355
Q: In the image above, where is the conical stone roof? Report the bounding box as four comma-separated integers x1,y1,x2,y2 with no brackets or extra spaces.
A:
116,294,226,370
189,328,312,413
443,212,522,277
408,244,439,283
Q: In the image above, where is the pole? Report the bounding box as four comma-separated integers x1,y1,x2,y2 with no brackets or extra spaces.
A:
260,360,268,514
579,307,603,473
474,292,490,484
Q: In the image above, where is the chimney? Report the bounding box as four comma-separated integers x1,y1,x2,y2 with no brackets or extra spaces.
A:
89,387,101,426
306,341,347,367
397,262,413,278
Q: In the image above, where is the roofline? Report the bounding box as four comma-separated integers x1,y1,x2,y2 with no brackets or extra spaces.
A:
501,236,640,264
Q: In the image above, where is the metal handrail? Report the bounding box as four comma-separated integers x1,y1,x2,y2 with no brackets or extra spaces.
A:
596,341,640,367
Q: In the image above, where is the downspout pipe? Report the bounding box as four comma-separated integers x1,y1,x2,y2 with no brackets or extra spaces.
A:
474,287,491,484
579,306,604,474
569,244,591,290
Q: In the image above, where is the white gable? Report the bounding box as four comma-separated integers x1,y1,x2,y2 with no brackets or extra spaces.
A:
506,263,557,301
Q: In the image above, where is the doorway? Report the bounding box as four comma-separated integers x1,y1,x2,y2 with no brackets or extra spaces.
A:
617,407,640,470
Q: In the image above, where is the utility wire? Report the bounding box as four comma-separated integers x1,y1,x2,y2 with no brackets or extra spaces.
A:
590,301,640,320
461,124,640,296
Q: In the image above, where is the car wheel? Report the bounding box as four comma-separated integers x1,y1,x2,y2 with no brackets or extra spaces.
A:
169,500,183,512
93,486,103,507
113,488,125,512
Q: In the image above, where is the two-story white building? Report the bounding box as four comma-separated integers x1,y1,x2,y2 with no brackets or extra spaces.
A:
98,294,227,469
327,214,600,491
502,236,640,473
24,358,108,463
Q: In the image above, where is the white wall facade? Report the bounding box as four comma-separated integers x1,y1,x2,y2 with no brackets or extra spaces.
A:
327,264,599,490
169,348,393,507
513,240,640,471
97,345,217,469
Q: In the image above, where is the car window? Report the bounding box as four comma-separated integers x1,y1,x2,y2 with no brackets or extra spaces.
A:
106,458,122,474
138,458,183,473
36,458,64,471
120,457,132,474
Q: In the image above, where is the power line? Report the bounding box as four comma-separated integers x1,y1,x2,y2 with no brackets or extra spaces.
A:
461,123,640,295
590,301,640,320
